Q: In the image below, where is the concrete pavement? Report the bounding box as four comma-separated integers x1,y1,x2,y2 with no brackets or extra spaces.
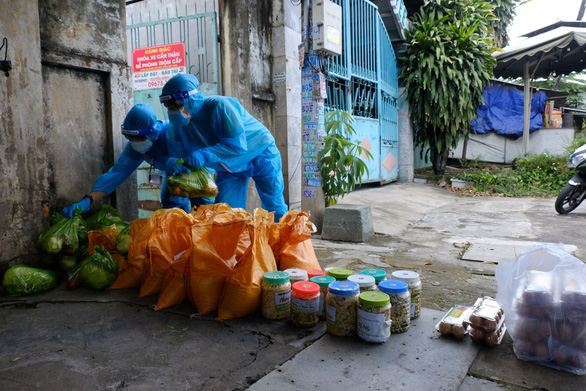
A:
2,182,586,390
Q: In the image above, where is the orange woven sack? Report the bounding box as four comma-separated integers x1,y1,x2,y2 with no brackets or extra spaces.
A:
109,215,158,290
190,203,232,221
155,257,188,310
217,208,277,321
140,208,195,297
185,207,252,314
88,225,127,270
269,211,321,272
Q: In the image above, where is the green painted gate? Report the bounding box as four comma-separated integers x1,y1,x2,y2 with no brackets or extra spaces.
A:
126,1,220,217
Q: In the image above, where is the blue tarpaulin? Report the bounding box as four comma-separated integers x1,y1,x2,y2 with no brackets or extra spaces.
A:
471,85,547,138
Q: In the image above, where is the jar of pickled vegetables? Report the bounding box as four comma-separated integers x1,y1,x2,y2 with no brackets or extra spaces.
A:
261,271,291,319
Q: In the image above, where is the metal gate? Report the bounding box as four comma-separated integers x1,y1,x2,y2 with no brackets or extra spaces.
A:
126,0,220,217
325,0,399,183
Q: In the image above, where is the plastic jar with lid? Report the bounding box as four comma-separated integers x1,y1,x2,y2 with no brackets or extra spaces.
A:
391,270,422,319
284,268,308,283
310,275,336,319
261,271,291,319
326,281,360,336
328,268,353,281
348,274,376,293
290,281,321,328
360,268,387,285
307,269,324,280
378,280,410,333
357,291,392,343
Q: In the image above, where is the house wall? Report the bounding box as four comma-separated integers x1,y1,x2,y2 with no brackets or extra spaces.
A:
0,0,132,270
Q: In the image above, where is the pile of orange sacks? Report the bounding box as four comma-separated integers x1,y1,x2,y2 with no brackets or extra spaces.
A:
102,204,321,321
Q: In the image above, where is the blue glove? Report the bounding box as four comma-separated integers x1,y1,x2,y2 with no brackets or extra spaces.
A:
185,151,206,170
62,197,91,218
166,157,190,176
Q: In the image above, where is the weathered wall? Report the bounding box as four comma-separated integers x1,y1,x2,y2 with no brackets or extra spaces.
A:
0,0,132,270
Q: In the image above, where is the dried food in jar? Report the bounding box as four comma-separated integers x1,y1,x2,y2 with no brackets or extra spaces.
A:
326,281,360,336
348,274,376,293
378,280,410,333
284,268,308,283
310,275,336,320
290,281,320,328
357,291,392,343
328,268,354,281
391,270,422,319
360,268,387,284
261,271,291,319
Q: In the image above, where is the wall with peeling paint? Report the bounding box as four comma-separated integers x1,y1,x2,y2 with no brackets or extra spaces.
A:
0,0,132,270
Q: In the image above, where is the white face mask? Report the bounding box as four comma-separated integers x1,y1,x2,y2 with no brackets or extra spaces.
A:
130,139,153,154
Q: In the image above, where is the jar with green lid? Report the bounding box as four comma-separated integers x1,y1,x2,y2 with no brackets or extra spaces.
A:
326,281,360,336
360,268,387,285
328,268,353,281
290,281,320,328
284,268,308,283
378,280,410,333
261,271,291,319
310,275,336,319
348,274,376,293
391,270,422,319
357,291,392,343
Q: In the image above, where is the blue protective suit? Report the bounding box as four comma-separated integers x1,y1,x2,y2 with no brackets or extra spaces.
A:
162,74,288,221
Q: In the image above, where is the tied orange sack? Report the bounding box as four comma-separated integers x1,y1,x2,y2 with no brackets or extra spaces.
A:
109,214,161,290
269,210,321,272
185,205,252,315
140,208,195,297
88,225,127,271
217,208,277,321
155,257,188,310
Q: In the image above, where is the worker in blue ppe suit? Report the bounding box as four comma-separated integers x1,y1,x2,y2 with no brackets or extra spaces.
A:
160,74,288,221
61,103,207,218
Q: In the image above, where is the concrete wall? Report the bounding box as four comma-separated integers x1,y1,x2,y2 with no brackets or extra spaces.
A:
0,0,132,269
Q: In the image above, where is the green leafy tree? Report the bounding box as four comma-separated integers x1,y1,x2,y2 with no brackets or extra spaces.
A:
489,0,520,48
400,0,497,175
318,111,373,207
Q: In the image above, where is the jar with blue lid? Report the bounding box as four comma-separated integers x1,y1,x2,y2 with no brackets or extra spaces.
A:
360,268,387,285
326,281,360,336
378,279,411,333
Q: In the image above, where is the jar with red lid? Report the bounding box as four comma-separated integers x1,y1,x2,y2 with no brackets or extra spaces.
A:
290,281,321,328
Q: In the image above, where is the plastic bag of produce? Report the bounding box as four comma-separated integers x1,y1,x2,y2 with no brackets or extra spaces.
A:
185,206,252,314
67,245,118,290
140,208,195,297
37,212,81,255
109,215,160,290
2,265,58,296
116,225,131,254
155,258,188,311
269,210,321,272
85,203,124,230
167,166,218,199
217,208,277,321
496,243,586,375
88,225,127,271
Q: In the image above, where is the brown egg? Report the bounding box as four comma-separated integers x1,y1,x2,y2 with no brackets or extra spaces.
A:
452,324,466,340
439,321,452,337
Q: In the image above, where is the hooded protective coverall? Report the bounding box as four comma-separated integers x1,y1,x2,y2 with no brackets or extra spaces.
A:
62,103,196,217
161,74,288,221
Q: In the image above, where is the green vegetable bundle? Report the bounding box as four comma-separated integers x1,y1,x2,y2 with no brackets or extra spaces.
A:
116,225,131,254
85,203,124,231
167,167,218,199
2,265,58,297
67,245,118,290
37,213,82,255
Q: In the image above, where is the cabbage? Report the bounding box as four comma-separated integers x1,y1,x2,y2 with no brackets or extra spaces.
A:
85,204,124,230
116,225,130,254
2,265,58,297
167,167,218,199
70,245,118,290
59,254,78,271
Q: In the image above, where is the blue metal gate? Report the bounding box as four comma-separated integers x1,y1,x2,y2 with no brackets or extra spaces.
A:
126,1,220,217
325,0,399,183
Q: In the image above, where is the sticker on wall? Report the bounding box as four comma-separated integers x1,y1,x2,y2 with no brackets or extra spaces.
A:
361,138,371,160
382,152,398,174
303,187,317,199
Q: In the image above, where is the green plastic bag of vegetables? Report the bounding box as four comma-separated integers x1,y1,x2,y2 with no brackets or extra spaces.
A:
2,265,58,297
67,245,118,290
85,203,124,230
37,210,83,255
167,164,218,199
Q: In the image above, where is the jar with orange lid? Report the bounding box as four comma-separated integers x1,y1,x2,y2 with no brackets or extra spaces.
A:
290,281,321,327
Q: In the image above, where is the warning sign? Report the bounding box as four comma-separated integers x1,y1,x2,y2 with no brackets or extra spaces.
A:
132,43,186,91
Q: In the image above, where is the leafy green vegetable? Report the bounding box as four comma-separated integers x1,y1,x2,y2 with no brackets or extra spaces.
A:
69,245,118,290
85,204,124,230
116,225,130,254
167,167,218,199
59,254,78,271
2,265,58,297
37,215,80,255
